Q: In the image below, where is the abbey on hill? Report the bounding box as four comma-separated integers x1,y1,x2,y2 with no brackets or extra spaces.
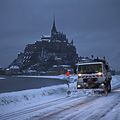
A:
9,18,79,73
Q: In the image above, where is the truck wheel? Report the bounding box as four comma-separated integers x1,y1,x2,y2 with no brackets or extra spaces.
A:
103,82,108,96
104,87,108,95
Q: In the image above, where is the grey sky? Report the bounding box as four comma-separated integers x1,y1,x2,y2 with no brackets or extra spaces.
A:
0,0,120,69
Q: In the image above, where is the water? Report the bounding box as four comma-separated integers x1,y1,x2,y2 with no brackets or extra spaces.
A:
0,75,67,93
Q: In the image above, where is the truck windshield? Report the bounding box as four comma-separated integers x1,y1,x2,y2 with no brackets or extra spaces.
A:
78,64,102,74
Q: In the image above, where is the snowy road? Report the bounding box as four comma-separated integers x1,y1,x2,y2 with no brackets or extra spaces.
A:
0,75,120,120
32,93,120,120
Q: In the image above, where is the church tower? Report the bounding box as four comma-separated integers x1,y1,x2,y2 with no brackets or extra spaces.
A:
51,17,57,33
51,17,57,41
50,17,68,43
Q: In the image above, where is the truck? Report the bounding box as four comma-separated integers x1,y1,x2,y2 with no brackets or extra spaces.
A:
76,58,112,95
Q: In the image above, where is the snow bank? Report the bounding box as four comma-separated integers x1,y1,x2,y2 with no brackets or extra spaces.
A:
17,74,66,79
17,74,78,80
0,84,68,114
0,74,77,114
0,77,6,80
111,75,120,88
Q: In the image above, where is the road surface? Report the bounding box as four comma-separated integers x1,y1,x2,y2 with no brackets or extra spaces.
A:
0,75,120,120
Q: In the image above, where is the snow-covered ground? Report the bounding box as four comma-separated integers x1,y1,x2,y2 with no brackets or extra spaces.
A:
0,75,120,120
0,77,6,80
17,74,77,80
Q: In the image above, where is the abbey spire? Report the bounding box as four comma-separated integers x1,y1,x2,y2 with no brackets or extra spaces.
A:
51,16,57,36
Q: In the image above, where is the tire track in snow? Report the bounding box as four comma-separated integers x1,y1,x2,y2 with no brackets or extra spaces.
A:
85,95,120,120
30,96,101,120
0,93,92,120
69,93,120,120
36,91,120,120
0,96,72,120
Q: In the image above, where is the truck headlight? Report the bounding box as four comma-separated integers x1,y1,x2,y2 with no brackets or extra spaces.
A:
77,84,81,88
101,83,104,87
97,72,102,77
78,73,82,77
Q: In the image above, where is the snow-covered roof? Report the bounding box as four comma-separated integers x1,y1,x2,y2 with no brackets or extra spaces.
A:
41,35,51,39
52,65,70,68
60,65,70,67
42,35,50,37
53,65,57,67
76,62,103,66
9,66,20,69
27,70,37,73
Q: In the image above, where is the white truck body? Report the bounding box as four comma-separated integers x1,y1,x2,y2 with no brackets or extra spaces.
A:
76,61,112,92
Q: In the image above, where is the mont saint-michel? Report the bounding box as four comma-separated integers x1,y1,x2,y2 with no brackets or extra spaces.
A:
8,19,79,75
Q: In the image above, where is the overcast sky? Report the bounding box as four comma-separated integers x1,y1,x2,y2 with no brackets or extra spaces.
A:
0,0,120,69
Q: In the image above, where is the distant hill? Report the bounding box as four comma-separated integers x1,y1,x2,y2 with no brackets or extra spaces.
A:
9,19,79,72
